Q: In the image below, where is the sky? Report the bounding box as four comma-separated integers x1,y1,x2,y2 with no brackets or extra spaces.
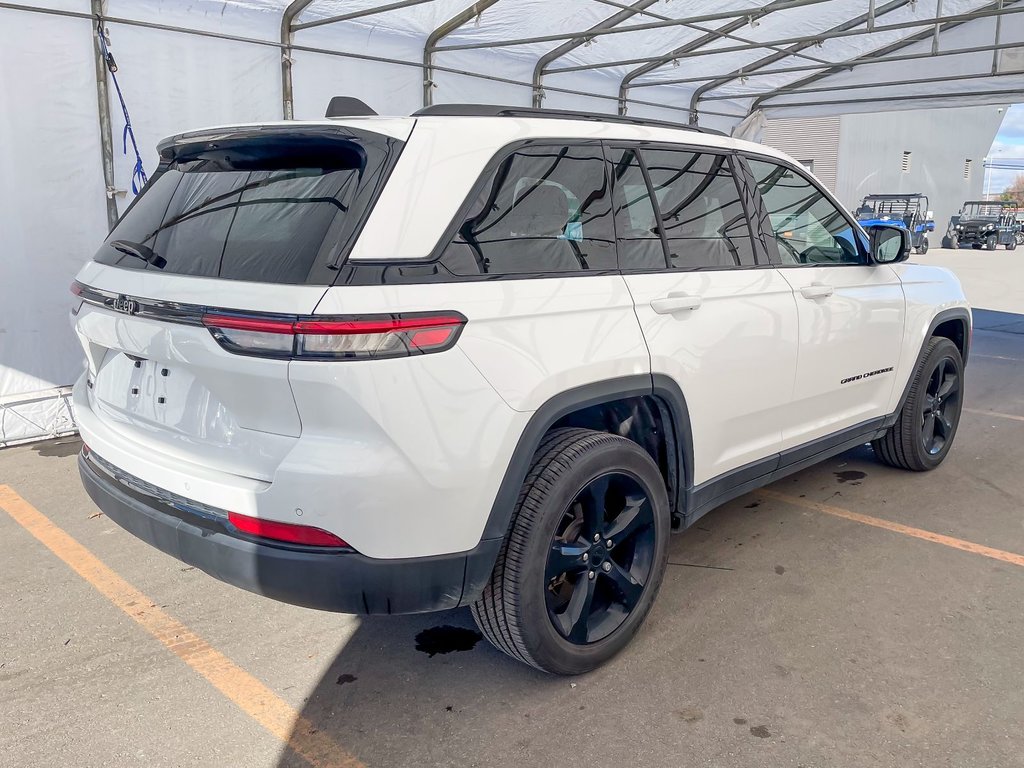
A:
987,103,1024,195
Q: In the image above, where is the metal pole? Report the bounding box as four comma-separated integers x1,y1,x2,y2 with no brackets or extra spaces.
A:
1,0,694,119
532,0,660,108
294,0,434,31
631,41,1024,88
423,1,500,108
90,0,119,230
617,0,820,117
759,87,1024,110
281,0,315,120
701,68,1024,100
992,0,1004,74
932,0,943,55
747,0,1013,111
689,0,912,123
437,0,831,52
546,3,1024,73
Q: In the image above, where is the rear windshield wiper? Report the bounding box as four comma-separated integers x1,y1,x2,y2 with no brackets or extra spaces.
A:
110,239,167,269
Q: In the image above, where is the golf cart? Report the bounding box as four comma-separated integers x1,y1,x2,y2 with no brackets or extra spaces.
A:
949,200,1020,250
855,193,935,255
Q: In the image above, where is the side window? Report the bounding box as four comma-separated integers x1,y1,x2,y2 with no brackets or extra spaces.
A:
609,147,667,270
746,157,866,266
439,143,616,276
640,149,757,269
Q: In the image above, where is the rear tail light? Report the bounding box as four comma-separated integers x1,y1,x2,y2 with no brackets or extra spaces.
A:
227,511,350,548
201,312,467,360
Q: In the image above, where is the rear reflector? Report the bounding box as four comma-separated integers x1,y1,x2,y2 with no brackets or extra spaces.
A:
227,511,349,548
202,312,467,360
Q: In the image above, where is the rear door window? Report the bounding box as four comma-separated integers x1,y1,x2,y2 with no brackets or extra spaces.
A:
640,149,757,269
93,129,403,285
609,147,668,270
439,143,616,276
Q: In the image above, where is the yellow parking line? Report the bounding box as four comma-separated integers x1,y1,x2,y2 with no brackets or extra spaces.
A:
761,489,1024,568
0,485,363,768
964,407,1024,423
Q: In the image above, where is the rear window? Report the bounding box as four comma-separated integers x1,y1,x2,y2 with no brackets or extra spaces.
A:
93,129,403,285
438,142,617,276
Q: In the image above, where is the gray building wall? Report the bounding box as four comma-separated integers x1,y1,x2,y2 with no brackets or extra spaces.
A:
762,106,1004,240
762,116,841,191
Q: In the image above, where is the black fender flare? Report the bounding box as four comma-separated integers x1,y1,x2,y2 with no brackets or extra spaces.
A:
478,374,694,543
885,307,972,427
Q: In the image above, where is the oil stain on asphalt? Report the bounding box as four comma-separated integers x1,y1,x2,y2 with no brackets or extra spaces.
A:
834,470,867,484
415,626,483,657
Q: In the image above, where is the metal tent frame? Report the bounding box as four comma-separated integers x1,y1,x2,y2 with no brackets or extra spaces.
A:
278,0,1023,123
4,0,1022,201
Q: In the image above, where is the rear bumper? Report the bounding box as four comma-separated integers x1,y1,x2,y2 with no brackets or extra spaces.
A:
79,451,501,615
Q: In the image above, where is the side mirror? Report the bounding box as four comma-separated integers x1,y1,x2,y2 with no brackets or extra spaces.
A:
867,224,911,264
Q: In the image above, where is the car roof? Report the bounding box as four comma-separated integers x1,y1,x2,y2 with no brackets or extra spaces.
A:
158,114,791,164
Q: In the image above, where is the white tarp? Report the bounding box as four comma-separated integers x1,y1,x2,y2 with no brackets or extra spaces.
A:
1,0,1021,444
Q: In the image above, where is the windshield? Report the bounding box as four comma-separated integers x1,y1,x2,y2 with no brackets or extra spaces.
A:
962,203,1002,220
93,129,403,285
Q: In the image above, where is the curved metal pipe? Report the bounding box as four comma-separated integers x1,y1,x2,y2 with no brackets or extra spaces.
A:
689,0,912,124
281,0,316,120
531,0,659,108
423,1,500,108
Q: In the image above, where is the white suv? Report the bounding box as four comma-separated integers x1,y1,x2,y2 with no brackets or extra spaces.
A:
72,104,970,674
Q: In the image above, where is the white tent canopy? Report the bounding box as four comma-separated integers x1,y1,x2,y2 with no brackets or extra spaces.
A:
1,0,1022,444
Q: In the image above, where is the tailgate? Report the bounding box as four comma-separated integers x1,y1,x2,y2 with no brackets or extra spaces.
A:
72,263,328,481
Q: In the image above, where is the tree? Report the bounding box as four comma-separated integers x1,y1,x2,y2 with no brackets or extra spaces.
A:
1000,174,1024,203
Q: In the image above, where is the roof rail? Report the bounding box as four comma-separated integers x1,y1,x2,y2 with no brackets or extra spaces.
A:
411,103,725,135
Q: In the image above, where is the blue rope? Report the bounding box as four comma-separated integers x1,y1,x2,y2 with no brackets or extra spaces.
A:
96,19,148,195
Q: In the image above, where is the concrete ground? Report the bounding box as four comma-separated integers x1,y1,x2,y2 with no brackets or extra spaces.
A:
2,248,1022,768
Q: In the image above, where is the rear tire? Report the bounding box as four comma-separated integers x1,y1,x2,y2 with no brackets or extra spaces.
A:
1007,237,1017,251
916,237,928,255
872,338,964,472
472,428,670,675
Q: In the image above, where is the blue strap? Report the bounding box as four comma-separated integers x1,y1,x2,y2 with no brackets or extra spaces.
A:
97,19,148,195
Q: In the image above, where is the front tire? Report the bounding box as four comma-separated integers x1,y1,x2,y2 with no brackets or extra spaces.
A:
472,428,670,675
986,234,998,250
872,338,964,471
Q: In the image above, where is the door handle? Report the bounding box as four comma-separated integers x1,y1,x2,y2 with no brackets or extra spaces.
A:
800,282,834,300
650,292,703,314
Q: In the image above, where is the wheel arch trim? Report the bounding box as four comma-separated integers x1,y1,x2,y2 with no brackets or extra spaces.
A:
479,374,694,542
887,306,971,427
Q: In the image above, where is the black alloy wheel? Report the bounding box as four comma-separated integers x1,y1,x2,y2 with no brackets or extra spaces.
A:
545,472,657,645
873,337,964,471
920,355,961,456
472,428,670,674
